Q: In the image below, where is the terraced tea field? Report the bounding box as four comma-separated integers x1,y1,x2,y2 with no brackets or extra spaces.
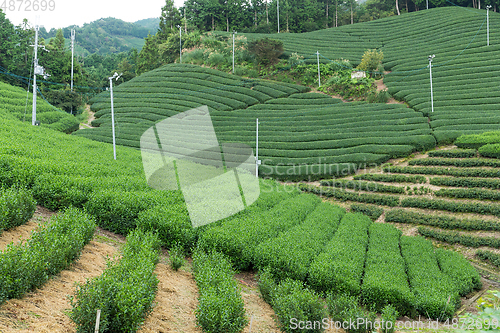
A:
74,64,435,180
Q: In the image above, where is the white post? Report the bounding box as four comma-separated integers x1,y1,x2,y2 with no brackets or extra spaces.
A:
277,0,280,33
487,5,492,46
32,25,39,126
316,51,321,87
178,25,182,63
109,72,121,160
428,55,435,113
256,118,259,177
232,29,236,73
426,0,428,9
71,29,75,91
95,309,101,333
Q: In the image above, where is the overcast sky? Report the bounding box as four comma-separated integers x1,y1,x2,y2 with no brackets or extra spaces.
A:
3,0,185,30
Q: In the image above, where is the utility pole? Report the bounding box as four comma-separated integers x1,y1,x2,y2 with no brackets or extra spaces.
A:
177,25,182,63
255,118,261,177
487,5,492,46
71,29,75,92
31,25,49,126
232,29,237,74
277,0,280,33
316,51,321,87
32,25,39,126
70,29,75,114
426,0,428,9
428,55,435,113
108,72,122,160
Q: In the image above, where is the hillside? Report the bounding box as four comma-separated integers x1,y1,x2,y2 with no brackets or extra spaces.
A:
74,64,436,180
237,6,500,142
134,17,160,33
41,17,149,55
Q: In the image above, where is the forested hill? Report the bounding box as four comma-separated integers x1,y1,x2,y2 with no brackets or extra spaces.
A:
40,17,150,55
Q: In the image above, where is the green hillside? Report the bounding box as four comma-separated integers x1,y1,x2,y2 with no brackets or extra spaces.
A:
74,64,435,180
0,81,79,133
0,103,483,322
238,7,500,142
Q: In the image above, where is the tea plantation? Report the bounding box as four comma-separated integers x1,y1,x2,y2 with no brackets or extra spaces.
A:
74,63,435,180
2,5,500,332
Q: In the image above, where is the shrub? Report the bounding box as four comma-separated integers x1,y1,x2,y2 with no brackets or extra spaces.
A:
258,273,327,333
400,236,460,319
136,205,195,250
428,149,476,158
253,202,345,281
0,207,95,304
418,226,500,249
435,248,482,296
168,242,185,271
357,49,384,77
350,203,383,221
479,143,500,158
70,229,161,333
476,250,500,268
247,38,284,65
300,184,400,207
354,173,426,183
84,190,182,235
381,305,399,333
308,213,371,295
326,294,376,333
385,209,500,232
361,223,413,316
192,250,247,333
455,131,500,149
0,187,36,232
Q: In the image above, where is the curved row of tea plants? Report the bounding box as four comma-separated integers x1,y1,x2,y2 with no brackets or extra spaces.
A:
0,187,36,233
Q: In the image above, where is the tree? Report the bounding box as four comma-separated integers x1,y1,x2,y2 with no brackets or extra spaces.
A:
136,34,162,75
0,10,16,75
357,49,384,77
248,37,284,65
159,0,181,38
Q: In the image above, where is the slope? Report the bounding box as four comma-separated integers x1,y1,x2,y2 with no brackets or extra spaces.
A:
239,7,500,142
73,63,435,180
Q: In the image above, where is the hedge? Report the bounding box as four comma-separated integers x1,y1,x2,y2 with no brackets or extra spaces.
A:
253,202,345,281
136,204,196,250
455,131,500,149
0,207,96,304
350,203,384,221
199,194,320,270
258,270,327,333
435,187,500,201
192,250,247,333
409,158,500,168
84,190,183,235
385,209,500,232
0,187,36,233
320,179,405,194
300,184,400,207
476,250,500,268
430,176,500,190
353,173,426,184
308,213,371,295
400,197,500,217
434,248,482,296
418,226,500,249
400,236,460,319
384,165,500,178
479,143,500,158
70,229,161,333
361,223,413,315
428,149,477,158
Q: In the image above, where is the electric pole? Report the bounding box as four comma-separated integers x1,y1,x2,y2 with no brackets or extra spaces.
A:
177,25,182,63
71,29,75,114
487,5,492,46
108,72,122,160
32,25,39,126
277,0,280,33
316,51,321,87
232,29,237,74
428,55,435,113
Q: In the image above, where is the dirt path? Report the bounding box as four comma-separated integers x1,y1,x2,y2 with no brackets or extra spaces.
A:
375,78,404,105
0,240,117,332
79,105,95,130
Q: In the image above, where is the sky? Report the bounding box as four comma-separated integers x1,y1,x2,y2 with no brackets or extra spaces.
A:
3,0,185,30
